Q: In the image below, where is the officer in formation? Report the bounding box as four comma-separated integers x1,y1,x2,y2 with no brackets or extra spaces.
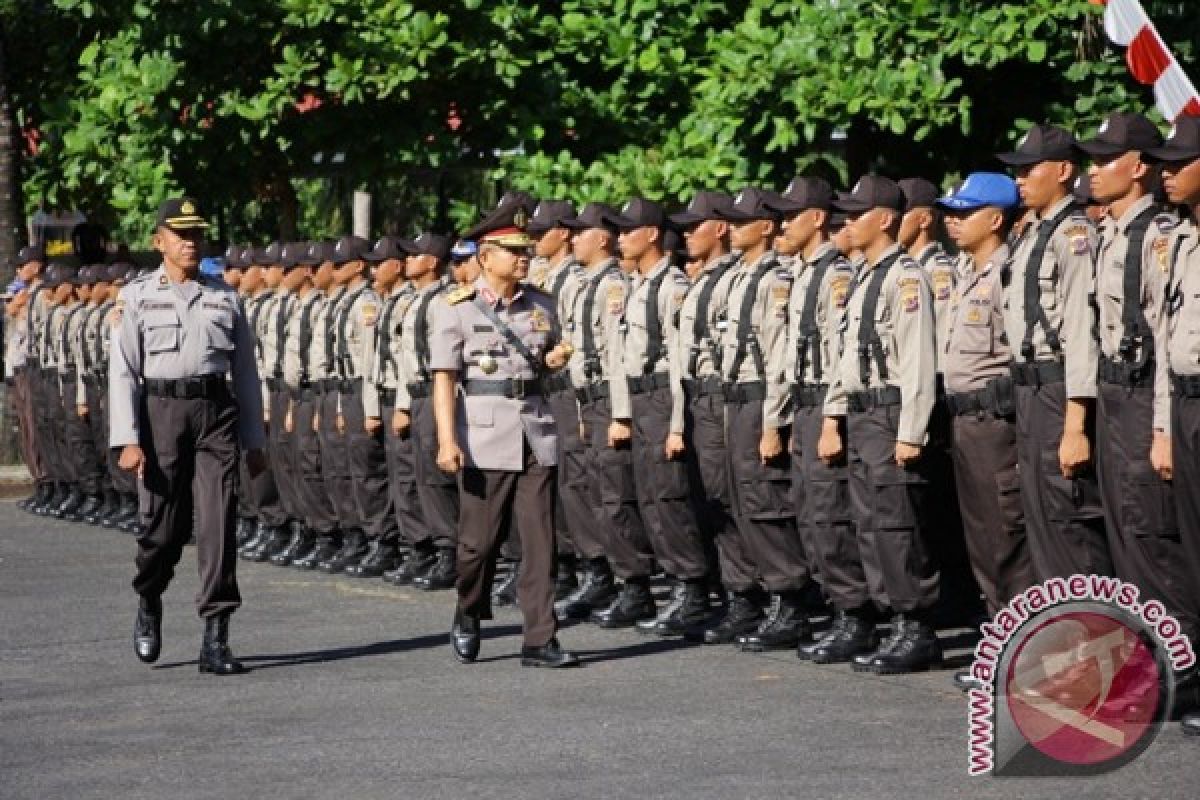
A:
7,114,1200,728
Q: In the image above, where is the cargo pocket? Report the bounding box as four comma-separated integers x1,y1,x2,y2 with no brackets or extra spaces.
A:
996,468,1024,529
1122,464,1179,539
655,456,692,502
809,477,852,526
143,310,180,354
466,402,494,427
872,465,921,530
739,465,794,521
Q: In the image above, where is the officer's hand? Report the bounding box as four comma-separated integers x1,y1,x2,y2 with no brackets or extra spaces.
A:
312,411,320,433
392,409,410,437
246,448,268,477
77,404,88,419
544,343,574,371
336,414,346,434
1058,429,1091,479
895,441,922,467
1150,431,1173,481
365,416,382,435
608,420,632,448
817,419,843,465
664,432,686,461
284,408,294,434
759,428,784,465
118,445,145,479
262,415,270,435
437,442,465,474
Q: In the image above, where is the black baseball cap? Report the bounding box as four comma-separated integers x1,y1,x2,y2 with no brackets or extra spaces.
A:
495,190,538,214
669,191,735,226
770,177,834,213
280,241,310,270
562,202,625,233
16,245,45,265
996,124,1079,166
1077,112,1162,158
720,187,785,222
301,240,336,266
155,197,210,232
261,242,284,266
1146,116,1200,162
364,235,407,263
832,175,905,213
898,178,940,211
43,263,78,288
106,261,137,284
73,264,103,286
402,233,452,261
332,235,370,265
222,245,244,269
611,197,668,231
526,200,577,235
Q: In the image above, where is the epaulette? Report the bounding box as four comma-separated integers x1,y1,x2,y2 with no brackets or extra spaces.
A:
445,285,476,306
774,266,794,281
1155,213,1180,234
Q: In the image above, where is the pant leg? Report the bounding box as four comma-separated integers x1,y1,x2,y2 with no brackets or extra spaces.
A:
725,397,807,592
512,461,558,646
794,398,866,611
582,396,653,579
385,423,428,546
548,389,605,560
1172,394,1200,626
293,395,336,534
84,383,110,493
191,389,242,618
343,386,394,541
925,392,981,609
318,390,346,530
412,395,460,548
14,372,45,482
133,395,194,600
951,413,1034,613
268,389,299,520
456,466,514,622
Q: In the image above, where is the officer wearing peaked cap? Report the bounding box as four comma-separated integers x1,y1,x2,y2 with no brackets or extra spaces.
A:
429,202,580,668
110,197,267,675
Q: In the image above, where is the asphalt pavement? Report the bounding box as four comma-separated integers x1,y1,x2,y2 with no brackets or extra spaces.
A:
1,498,1196,799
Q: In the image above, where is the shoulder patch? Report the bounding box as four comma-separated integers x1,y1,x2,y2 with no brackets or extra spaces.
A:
897,276,921,290
606,282,627,315
900,286,920,313
445,286,476,306
1153,236,1170,273
360,301,379,327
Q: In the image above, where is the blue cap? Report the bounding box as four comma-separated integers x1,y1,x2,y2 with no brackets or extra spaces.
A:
450,239,478,261
936,172,1020,211
199,257,225,278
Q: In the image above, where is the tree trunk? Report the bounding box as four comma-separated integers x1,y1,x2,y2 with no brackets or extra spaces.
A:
0,26,24,465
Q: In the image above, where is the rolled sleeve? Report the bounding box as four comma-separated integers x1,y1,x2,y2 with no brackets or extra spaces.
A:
428,298,464,372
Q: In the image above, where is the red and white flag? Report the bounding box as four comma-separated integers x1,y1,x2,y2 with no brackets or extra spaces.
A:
1092,0,1200,119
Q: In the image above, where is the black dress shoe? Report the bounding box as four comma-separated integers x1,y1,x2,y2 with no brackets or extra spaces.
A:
555,559,617,620
133,596,162,664
384,547,437,584
491,564,519,607
861,616,943,674
691,592,763,645
521,638,580,668
293,534,340,570
590,580,657,629
317,532,367,574
451,607,481,664
345,540,401,578
413,548,458,590
198,614,246,675
802,610,878,664
737,591,811,652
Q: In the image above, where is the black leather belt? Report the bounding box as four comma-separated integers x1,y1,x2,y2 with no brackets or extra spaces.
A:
379,388,397,406
338,378,362,394
290,382,316,401
846,386,902,412
319,378,340,394
628,372,671,395
1171,372,1200,398
406,381,431,400
575,382,611,405
265,377,282,391
722,381,766,405
1010,360,1065,387
944,376,1015,418
791,383,827,409
465,377,544,399
82,374,105,388
683,375,723,399
144,374,227,399
1099,357,1154,389
542,372,573,395
59,369,77,381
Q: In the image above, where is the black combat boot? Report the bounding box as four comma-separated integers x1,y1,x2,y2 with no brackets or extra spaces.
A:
293,531,339,570
636,581,686,635
51,484,84,519
691,590,764,644
234,516,257,548
344,538,400,578
245,524,290,563
590,578,657,629
198,613,246,675
554,554,580,601
317,530,367,574
737,591,811,652
555,558,617,620
859,614,943,674
801,608,879,664
102,493,134,529
384,542,437,585
852,614,906,672
491,562,520,607
84,489,118,525
32,483,63,516
413,547,458,590
70,493,104,524
270,522,311,566
133,595,162,664
238,521,269,556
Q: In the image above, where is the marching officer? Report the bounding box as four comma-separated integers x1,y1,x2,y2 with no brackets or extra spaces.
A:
110,198,267,675
429,203,580,668
820,176,943,674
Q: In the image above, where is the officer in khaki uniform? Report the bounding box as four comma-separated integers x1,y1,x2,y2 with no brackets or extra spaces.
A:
996,124,1109,582
1152,117,1200,736
392,234,460,588
610,198,711,636
12,246,49,510
821,176,942,674
57,266,105,521
93,262,142,531
110,198,266,675
558,203,655,626
771,178,866,660
70,265,113,524
671,191,758,640
430,204,579,668
1081,113,1196,668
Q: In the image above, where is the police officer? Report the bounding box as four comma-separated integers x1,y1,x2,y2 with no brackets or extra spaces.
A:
110,197,266,675
69,264,112,524
611,198,712,636
1081,113,1195,675
47,264,85,519
937,174,1037,691
771,178,866,660
11,246,49,511
559,203,656,626
671,191,758,641
429,204,579,668
820,176,942,674
996,123,1109,581
1152,116,1200,736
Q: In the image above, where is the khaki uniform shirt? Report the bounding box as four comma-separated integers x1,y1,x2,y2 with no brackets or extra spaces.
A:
245,290,275,410
825,244,937,444
25,284,51,368
674,252,739,382
428,277,560,471
718,250,793,429
332,280,380,412
311,286,346,384
529,255,580,298
915,242,958,372
108,266,264,449
1165,216,1200,377
1001,194,1099,399
562,258,630,417
394,276,450,413
785,243,855,409
942,244,1013,394
613,257,689,433
362,283,414,418
1096,195,1176,433
282,289,325,391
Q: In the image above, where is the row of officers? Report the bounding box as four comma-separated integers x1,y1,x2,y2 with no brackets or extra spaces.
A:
3,112,1200,732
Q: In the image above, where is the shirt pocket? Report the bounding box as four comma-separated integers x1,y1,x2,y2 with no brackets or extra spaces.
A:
1036,254,1060,313
202,305,236,352
957,301,995,355
143,308,181,354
